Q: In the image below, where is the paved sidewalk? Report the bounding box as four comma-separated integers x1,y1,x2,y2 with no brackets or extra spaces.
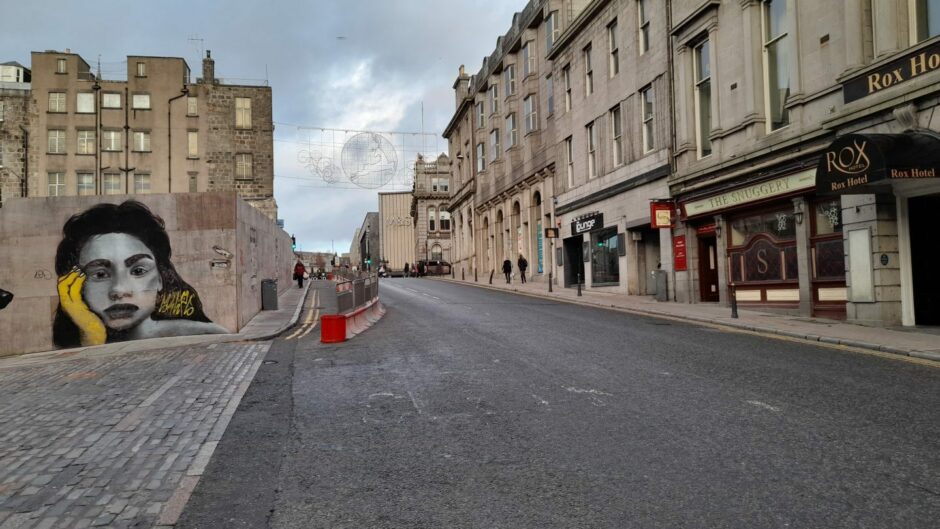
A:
0,284,313,529
433,276,940,364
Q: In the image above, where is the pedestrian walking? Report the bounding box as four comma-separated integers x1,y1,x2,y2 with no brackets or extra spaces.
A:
294,261,306,288
502,258,512,284
517,254,528,284
411,264,418,277
403,262,410,278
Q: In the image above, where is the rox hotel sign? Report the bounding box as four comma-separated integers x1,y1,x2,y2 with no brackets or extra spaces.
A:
816,133,940,194
843,40,940,103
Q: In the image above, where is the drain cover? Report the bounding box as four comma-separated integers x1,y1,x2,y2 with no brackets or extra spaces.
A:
262,360,279,365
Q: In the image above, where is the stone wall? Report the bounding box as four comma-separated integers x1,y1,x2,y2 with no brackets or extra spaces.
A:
0,192,292,356
0,85,30,207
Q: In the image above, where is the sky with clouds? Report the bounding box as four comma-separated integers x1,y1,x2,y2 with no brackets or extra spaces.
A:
0,0,525,253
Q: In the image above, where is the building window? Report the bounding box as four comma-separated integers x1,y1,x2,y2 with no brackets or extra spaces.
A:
56,58,67,74
504,65,516,97
47,172,65,196
235,97,252,129
583,45,594,96
440,211,451,231
638,0,650,54
188,131,198,157
610,105,623,166
608,20,619,77
102,93,121,108
432,177,449,192
136,62,147,77
102,130,121,151
563,65,572,112
762,0,790,131
591,227,620,284
489,129,500,161
48,92,66,113
132,94,151,110
524,95,538,133
914,0,940,42
694,38,713,158
641,86,655,152
546,74,555,116
189,173,198,192
235,153,253,179
48,129,66,154
77,173,95,196
476,101,485,128
476,142,486,172
523,41,536,77
811,199,845,280
431,244,443,261
488,84,499,114
76,93,95,113
77,130,96,155
133,173,151,194
103,173,122,195
0,101,4,121
565,136,574,188
133,131,151,152
586,122,597,178
428,207,437,231
506,113,518,148
546,11,560,49
187,96,198,115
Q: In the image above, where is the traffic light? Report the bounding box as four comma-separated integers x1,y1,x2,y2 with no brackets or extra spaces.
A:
291,235,296,250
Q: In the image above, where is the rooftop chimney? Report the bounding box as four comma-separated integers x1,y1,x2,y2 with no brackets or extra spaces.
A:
202,49,215,84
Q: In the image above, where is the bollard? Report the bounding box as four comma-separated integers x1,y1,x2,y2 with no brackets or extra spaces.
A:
548,272,553,293
577,273,582,296
475,269,478,282
489,270,494,284
730,283,738,319
452,266,455,279
462,268,465,281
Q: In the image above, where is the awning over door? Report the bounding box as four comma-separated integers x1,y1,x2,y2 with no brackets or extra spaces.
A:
816,132,940,194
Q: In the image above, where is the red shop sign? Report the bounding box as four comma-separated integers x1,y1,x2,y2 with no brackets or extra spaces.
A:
696,223,716,235
673,235,687,271
650,201,676,228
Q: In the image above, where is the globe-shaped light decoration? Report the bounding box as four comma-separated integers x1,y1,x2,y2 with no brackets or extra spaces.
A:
340,133,398,189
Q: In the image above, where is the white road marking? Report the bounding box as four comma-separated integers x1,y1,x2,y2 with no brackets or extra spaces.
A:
563,386,614,397
746,400,781,412
369,392,395,399
407,390,424,415
532,394,549,406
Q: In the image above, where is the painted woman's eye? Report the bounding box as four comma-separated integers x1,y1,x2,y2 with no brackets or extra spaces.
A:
89,269,110,280
130,266,150,277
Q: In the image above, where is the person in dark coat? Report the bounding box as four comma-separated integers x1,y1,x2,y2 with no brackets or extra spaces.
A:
294,261,306,288
517,254,528,284
403,262,410,278
502,258,512,284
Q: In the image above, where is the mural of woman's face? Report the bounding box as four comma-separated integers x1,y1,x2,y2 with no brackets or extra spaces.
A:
78,233,163,331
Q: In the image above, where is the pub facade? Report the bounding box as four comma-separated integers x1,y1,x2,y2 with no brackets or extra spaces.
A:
667,0,940,326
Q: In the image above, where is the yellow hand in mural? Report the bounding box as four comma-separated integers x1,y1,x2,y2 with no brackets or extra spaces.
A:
57,268,107,346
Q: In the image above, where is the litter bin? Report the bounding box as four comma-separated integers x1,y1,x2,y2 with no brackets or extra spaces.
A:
261,279,278,310
651,270,668,302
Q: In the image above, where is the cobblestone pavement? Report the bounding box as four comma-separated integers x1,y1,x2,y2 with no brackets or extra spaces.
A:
0,342,270,529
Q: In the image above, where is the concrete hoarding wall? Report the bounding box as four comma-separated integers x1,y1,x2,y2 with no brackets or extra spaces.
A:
0,192,291,357
379,192,415,272
235,198,294,329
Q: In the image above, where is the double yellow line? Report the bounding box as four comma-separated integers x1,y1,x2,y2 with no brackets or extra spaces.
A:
285,290,320,341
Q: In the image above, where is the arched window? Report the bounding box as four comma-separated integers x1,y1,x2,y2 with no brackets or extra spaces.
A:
439,210,451,231
428,207,436,231
431,244,443,261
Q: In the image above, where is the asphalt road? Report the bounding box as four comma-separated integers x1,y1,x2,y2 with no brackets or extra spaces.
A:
179,278,940,529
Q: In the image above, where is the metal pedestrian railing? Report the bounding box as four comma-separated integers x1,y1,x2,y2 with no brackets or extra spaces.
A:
335,273,379,314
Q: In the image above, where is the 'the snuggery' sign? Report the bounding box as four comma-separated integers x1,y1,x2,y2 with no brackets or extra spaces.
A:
843,40,940,103
816,133,940,194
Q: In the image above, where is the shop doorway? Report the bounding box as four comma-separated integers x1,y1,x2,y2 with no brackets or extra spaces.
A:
563,235,585,287
909,195,940,325
698,235,720,302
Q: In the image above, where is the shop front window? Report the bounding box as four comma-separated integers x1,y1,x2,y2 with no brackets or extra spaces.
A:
728,209,797,285
811,199,845,280
591,228,620,285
